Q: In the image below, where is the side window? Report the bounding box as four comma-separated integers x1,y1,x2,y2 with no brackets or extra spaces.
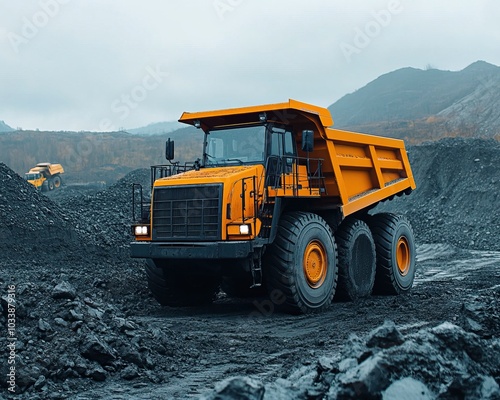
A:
284,131,294,156
270,129,294,156
270,132,280,156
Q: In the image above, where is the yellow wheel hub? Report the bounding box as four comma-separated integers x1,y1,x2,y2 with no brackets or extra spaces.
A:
396,236,410,276
303,240,327,288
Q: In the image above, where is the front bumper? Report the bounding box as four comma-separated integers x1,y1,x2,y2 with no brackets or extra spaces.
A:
130,241,254,259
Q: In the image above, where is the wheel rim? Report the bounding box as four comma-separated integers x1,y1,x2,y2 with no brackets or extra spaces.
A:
396,236,410,276
303,240,327,288
54,179,60,188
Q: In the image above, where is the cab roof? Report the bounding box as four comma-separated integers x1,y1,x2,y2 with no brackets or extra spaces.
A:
178,99,334,131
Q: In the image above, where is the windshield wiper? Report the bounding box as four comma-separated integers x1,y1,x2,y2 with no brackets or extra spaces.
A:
225,158,244,165
204,153,220,166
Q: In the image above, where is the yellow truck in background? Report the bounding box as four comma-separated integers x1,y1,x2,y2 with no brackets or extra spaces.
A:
25,163,64,191
131,100,417,314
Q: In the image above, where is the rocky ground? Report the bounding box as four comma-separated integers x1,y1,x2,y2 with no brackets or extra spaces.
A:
0,138,499,399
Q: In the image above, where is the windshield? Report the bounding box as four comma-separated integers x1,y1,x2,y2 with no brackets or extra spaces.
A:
204,125,266,166
25,173,40,180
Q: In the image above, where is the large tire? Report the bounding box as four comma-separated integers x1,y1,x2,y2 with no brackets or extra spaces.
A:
145,259,220,306
265,212,338,314
48,179,55,191
53,175,62,188
335,218,376,301
367,213,416,295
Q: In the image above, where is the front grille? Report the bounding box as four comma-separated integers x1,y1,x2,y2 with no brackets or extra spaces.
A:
152,185,222,241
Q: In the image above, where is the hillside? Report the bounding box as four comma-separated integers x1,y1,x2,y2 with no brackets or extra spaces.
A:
127,120,184,135
0,120,14,132
0,126,201,183
329,61,500,142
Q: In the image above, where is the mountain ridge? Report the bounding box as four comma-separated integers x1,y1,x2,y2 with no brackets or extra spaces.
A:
328,61,500,141
127,120,184,135
0,120,14,132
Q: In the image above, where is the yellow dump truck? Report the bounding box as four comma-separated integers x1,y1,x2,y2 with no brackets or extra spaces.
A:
25,163,64,191
131,100,417,313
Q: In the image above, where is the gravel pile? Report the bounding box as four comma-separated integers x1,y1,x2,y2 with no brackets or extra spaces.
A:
0,163,96,263
375,137,500,250
56,168,150,250
0,275,201,399
202,318,500,399
0,165,169,398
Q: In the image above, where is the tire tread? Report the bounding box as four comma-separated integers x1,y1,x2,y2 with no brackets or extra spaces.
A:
265,212,338,314
367,213,416,295
335,218,376,301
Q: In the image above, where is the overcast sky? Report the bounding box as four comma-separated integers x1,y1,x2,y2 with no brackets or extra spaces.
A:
1,0,499,132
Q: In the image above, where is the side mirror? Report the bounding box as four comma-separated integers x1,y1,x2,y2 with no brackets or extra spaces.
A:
302,130,314,152
165,139,174,161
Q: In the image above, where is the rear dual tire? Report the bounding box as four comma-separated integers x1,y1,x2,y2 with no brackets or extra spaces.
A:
46,175,61,191
367,213,416,295
53,175,62,188
335,218,376,301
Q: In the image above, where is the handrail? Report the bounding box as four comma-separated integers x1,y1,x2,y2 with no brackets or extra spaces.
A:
132,183,145,222
228,175,259,235
150,163,194,188
265,155,325,195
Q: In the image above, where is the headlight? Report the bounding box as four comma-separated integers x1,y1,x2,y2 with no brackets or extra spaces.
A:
239,224,250,235
134,225,149,236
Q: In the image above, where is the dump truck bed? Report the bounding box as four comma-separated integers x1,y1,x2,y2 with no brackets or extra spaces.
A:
31,163,65,176
318,127,415,217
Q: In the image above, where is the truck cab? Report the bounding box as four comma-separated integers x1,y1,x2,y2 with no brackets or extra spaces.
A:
25,172,44,189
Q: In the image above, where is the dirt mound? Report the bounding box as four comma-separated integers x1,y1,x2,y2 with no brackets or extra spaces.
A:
0,165,177,398
0,163,93,263
375,138,500,250
0,275,195,398
55,168,150,250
